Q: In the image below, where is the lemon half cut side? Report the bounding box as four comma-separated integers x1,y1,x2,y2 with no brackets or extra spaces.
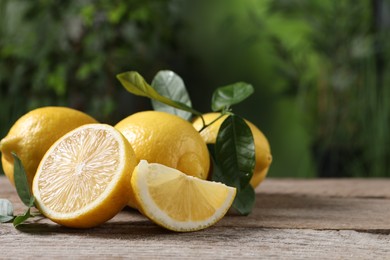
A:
132,160,236,232
33,124,137,228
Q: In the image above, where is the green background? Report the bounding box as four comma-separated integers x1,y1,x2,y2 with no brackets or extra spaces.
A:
1,0,389,178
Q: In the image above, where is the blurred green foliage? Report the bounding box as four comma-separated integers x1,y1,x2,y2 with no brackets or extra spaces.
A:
1,0,389,177
268,0,390,177
0,0,180,130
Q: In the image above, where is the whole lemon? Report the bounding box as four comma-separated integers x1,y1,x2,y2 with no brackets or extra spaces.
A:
115,111,210,207
192,113,272,188
0,106,97,189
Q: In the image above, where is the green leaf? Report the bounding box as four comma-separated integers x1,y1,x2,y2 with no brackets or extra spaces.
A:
13,197,35,227
232,185,255,215
12,153,33,207
117,71,202,116
211,82,254,111
0,215,14,223
13,208,32,227
215,115,256,189
207,144,223,182
0,199,14,223
209,143,255,215
151,70,192,120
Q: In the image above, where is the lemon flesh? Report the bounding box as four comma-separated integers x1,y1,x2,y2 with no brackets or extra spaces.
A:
33,124,137,228
132,160,236,232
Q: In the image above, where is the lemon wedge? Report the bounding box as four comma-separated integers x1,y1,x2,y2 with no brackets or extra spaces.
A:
132,160,236,232
32,124,137,228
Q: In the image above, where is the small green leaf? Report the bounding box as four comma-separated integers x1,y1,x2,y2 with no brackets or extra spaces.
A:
13,208,32,227
232,185,255,215
151,70,192,120
12,153,33,207
0,199,14,223
215,115,256,189
212,82,254,111
117,71,202,116
0,215,14,223
13,197,35,227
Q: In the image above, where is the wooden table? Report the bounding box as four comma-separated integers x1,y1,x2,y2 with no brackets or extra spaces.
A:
1,176,390,259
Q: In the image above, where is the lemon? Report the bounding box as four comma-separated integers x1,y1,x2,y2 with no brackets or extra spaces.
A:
0,106,97,189
33,124,137,228
115,111,210,208
132,160,236,232
192,112,272,188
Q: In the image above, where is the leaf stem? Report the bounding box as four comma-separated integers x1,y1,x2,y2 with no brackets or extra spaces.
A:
198,112,230,133
198,115,206,130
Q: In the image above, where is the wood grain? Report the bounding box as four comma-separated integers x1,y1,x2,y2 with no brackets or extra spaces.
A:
1,226,389,259
1,176,390,259
258,178,390,198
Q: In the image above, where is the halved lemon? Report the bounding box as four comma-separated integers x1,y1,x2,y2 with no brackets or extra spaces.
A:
32,124,137,228
132,160,236,232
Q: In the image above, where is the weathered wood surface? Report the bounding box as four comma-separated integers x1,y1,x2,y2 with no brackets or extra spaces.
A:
1,176,390,259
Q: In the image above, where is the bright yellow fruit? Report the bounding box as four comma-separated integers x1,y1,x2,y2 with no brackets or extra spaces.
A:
115,111,210,208
33,124,137,228
132,160,236,232
0,106,97,189
192,113,272,188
